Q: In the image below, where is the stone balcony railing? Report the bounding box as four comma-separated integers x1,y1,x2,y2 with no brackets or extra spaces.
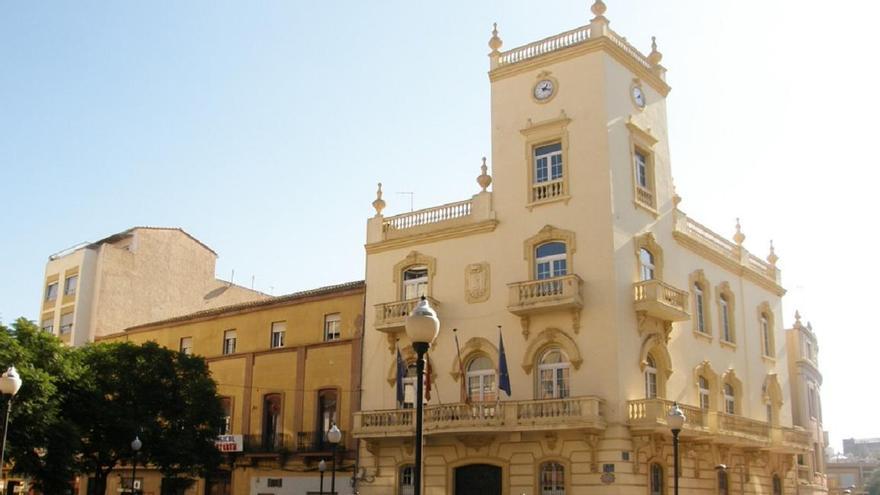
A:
374,297,441,332
507,275,584,316
633,279,689,322
354,396,605,439
366,191,497,250
627,399,810,452
673,212,783,289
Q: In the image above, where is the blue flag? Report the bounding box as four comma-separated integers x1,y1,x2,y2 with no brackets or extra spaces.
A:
498,329,511,397
395,348,406,404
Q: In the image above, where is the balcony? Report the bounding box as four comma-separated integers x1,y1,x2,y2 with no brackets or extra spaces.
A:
633,280,689,322
354,396,605,439
366,192,498,252
241,431,348,456
507,275,584,316
627,399,810,452
374,297,441,332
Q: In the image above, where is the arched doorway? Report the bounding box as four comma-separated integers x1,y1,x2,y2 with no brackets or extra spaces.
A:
454,464,502,495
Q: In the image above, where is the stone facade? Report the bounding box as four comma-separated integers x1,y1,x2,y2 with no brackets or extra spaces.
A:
354,3,820,495
95,281,365,495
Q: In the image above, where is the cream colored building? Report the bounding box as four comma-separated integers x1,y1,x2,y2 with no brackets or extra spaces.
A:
39,226,266,346
354,3,815,495
786,313,829,495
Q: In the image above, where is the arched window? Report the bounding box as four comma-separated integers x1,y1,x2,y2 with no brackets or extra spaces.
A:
537,348,570,399
262,393,282,450
536,242,567,280
402,266,429,300
699,376,710,410
723,383,735,414
399,465,415,495
640,248,655,281
694,283,706,333
761,313,773,357
720,295,732,342
540,462,565,495
650,463,664,495
718,470,729,495
645,354,658,399
466,356,496,402
772,474,782,495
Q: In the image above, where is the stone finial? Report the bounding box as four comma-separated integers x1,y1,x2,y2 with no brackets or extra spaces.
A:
477,157,493,192
672,182,681,208
372,182,386,216
734,218,745,246
591,0,607,19
794,310,803,329
807,322,813,332
648,36,663,66
488,23,503,53
767,240,779,266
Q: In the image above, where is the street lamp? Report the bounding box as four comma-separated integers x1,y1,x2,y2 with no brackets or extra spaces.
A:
130,436,142,495
318,459,326,495
404,296,440,495
667,402,685,495
0,366,22,495
327,424,342,495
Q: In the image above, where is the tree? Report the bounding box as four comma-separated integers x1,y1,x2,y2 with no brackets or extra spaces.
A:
69,341,224,494
866,467,880,495
0,318,83,494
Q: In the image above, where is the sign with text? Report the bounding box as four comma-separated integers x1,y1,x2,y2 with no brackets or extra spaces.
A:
215,434,243,452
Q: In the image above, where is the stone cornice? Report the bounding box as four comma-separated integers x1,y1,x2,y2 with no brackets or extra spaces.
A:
365,219,499,254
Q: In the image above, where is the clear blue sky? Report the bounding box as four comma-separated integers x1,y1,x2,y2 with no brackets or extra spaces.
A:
1,1,876,450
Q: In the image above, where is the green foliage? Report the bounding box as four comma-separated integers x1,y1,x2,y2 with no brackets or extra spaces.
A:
1,320,225,493
867,467,880,495
0,318,83,493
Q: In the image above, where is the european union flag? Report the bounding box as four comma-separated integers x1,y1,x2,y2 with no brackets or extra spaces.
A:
498,329,511,397
395,347,406,404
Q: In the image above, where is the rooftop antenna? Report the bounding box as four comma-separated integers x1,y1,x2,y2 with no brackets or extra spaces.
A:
251,275,255,289
230,269,235,285
396,192,414,212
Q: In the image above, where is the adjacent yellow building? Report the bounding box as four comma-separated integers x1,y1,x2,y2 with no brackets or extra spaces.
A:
354,3,820,495
95,280,365,495
40,227,266,346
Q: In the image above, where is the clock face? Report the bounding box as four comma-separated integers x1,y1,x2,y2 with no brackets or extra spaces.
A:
534,79,555,101
632,86,646,108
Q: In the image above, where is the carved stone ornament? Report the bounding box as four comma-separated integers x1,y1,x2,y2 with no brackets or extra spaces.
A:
465,262,491,303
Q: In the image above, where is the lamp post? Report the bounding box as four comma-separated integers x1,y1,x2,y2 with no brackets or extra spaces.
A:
667,402,685,495
404,296,440,495
327,424,342,495
318,459,326,495
0,367,22,495
130,436,142,495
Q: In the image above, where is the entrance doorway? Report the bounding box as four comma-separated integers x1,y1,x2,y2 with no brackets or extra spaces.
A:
454,464,502,495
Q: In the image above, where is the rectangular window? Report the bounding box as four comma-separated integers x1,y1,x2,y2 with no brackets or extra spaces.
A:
45,282,58,301
267,479,282,488
635,150,649,189
223,330,237,355
534,143,563,183
324,314,341,342
720,298,732,342
270,321,286,348
766,403,773,423
41,317,53,333
700,390,710,410
63,275,78,296
179,337,193,355
59,312,73,334
807,386,816,418
219,397,232,435
762,317,772,356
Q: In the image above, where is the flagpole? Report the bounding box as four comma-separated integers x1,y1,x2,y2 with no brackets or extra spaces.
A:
453,328,468,403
